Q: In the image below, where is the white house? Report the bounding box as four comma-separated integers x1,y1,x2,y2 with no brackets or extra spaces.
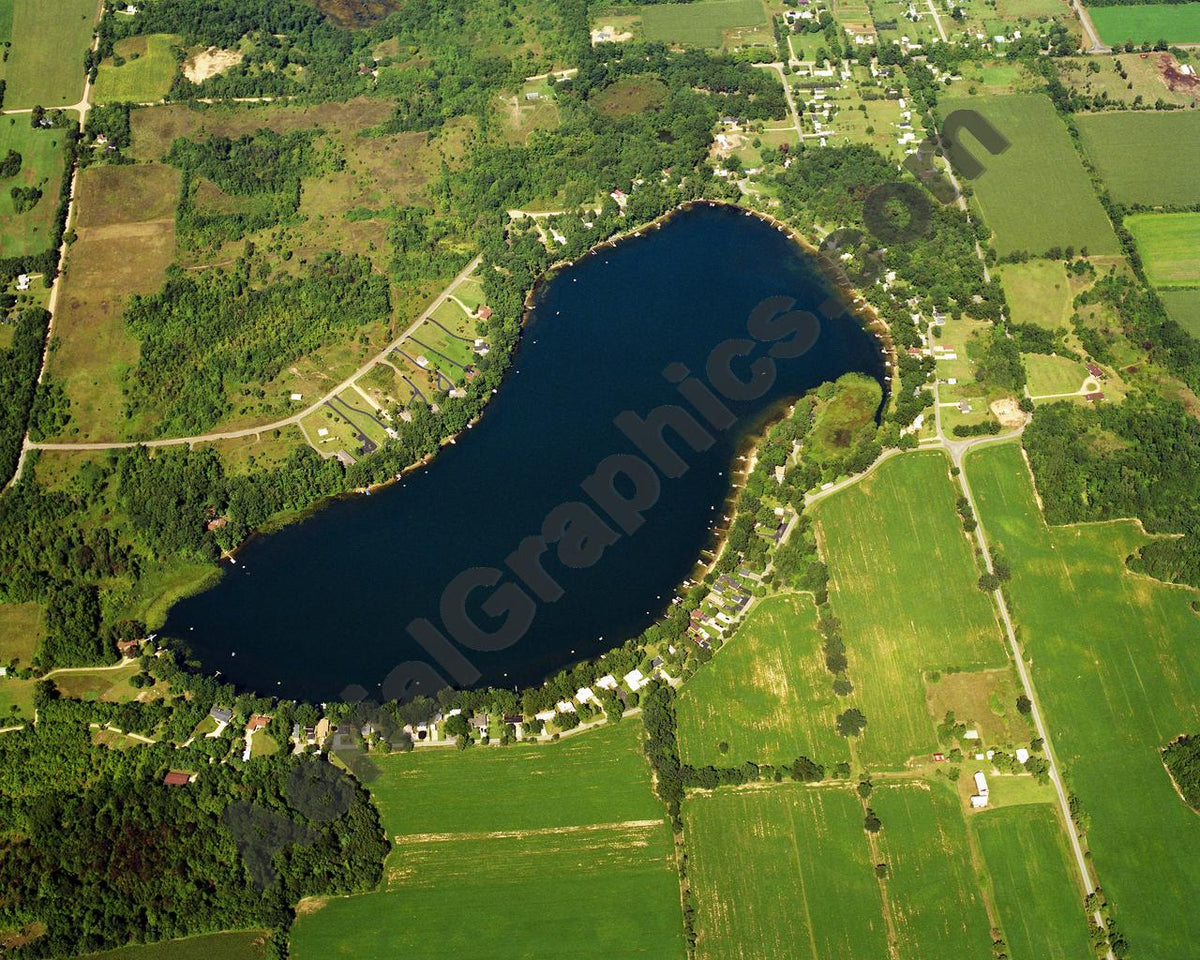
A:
575,686,596,704
623,668,648,692
974,771,989,796
596,674,618,690
534,709,556,722
1015,747,1030,764
555,700,576,714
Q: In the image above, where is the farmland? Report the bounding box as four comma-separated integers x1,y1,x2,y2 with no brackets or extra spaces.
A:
638,0,767,47
871,783,995,960
1022,352,1091,397
1125,212,1200,288
996,259,1074,330
683,784,889,960
1076,111,1200,208
0,0,98,108
676,593,848,768
0,119,69,258
966,441,1200,957
1160,289,1200,338
814,452,1008,766
78,931,270,959
0,600,42,666
974,805,1093,960
1088,2,1200,45
93,33,182,104
941,94,1119,257
290,723,685,959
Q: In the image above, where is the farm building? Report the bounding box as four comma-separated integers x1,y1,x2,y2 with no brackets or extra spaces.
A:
162,770,191,787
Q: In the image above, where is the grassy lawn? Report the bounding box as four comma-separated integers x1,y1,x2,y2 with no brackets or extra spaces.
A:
966,441,1200,958
997,259,1073,330
45,162,180,441
676,593,849,768
1160,288,1200,339
1088,2,1200,45
290,723,684,959
1076,111,1200,208
973,805,1093,960
941,94,1119,257
871,782,995,960
1022,352,1090,397
0,0,98,108
0,677,36,720
0,601,43,666
639,0,766,46
75,930,270,959
93,34,181,104
925,667,1031,750
0,118,69,258
815,452,1008,767
1125,212,1200,288
52,661,145,702
683,784,889,960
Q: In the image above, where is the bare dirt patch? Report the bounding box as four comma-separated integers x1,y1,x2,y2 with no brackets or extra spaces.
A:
295,897,329,915
182,46,244,84
989,397,1026,427
1160,54,1199,98
312,0,402,28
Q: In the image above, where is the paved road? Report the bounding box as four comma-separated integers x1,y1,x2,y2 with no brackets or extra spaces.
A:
926,0,949,42
755,62,804,144
19,254,483,459
1071,0,1110,53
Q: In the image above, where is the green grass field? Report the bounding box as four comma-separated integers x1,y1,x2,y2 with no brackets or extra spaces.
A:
0,118,69,258
1126,212,1200,288
871,783,995,960
1088,2,1200,45
815,452,1008,766
0,0,98,108
997,259,1073,330
75,930,269,959
942,94,1119,257
93,34,181,104
966,441,1200,958
290,723,685,959
1022,352,1090,397
974,805,1093,960
676,593,849,768
1076,111,1200,208
1160,288,1200,339
684,784,889,960
0,600,42,665
639,0,766,46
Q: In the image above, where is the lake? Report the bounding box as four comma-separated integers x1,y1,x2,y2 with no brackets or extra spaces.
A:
166,204,886,702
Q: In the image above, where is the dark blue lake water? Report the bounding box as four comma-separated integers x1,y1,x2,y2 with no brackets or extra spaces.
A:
166,205,886,702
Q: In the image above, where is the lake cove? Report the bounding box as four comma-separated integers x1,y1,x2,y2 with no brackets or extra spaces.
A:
166,205,886,702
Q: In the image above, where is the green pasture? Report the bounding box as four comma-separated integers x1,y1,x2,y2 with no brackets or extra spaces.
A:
0,0,98,108
683,784,889,960
1160,288,1200,339
639,0,766,47
1088,3,1200,45
0,119,69,258
75,930,270,959
966,441,1200,958
941,94,1118,257
1022,353,1090,398
0,600,42,666
974,805,1093,960
815,451,1008,766
997,259,1073,330
676,593,848,768
1076,111,1200,208
93,34,181,104
291,723,684,959
1125,212,1200,289
872,782,995,960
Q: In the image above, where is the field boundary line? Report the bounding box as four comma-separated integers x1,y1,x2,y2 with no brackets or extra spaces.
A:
393,817,666,844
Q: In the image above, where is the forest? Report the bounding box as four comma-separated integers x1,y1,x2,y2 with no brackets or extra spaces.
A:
0,308,49,485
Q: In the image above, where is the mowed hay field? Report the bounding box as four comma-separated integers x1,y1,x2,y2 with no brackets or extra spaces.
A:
974,805,1093,960
45,163,180,442
0,601,43,666
290,723,685,959
1160,288,1200,338
1076,111,1200,208
93,34,181,104
1088,2,1200,45
77,930,270,960
639,0,766,46
1125,212,1200,288
0,119,69,258
996,259,1074,329
815,452,1008,766
942,94,1119,257
871,783,995,960
676,593,849,768
967,441,1200,957
0,0,98,107
683,784,889,960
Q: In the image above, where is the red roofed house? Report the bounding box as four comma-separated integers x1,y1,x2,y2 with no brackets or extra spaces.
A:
476,304,492,321
246,714,271,734
163,771,190,787
116,639,139,658
1084,391,1106,403
1086,362,1105,379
